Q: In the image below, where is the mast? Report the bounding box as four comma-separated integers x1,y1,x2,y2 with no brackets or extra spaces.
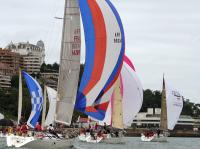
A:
111,77,124,129
160,76,168,130
17,68,22,125
41,85,47,127
55,0,81,125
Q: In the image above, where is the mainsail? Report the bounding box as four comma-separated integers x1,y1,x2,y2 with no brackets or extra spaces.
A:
75,0,125,121
17,68,22,124
45,87,57,126
111,77,123,129
55,0,81,125
41,85,47,127
22,71,43,128
160,77,183,130
160,77,168,130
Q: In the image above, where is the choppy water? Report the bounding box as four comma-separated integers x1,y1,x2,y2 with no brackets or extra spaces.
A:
0,137,200,149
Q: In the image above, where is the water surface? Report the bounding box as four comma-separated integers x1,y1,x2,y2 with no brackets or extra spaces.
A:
0,137,199,149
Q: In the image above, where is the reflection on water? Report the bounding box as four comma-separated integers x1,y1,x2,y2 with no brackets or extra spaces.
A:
0,137,200,149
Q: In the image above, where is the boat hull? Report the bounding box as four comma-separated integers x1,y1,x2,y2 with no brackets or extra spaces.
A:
6,134,74,148
23,138,74,149
141,133,167,142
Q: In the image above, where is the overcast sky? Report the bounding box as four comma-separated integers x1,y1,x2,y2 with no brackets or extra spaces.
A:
0,0,199,103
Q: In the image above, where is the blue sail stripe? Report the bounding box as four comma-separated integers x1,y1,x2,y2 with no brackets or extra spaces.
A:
75,0,96,110
78,0,95,93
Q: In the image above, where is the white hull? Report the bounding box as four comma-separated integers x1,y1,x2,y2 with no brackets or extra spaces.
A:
6,134,74,148
141,133,167,142
0,133,7,138
78,133,125,144
78,134,102,143
7,134,35,148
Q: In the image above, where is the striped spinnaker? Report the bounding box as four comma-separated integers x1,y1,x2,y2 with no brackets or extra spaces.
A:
75,0,125,120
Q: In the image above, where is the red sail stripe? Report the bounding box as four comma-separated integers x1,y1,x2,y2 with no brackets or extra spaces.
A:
83,0,107,95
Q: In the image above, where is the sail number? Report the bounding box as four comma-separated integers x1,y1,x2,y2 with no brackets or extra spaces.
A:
114,32,122,43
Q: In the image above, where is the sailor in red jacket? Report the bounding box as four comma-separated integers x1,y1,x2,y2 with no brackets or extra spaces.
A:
21,123,28,136
35,122,42,131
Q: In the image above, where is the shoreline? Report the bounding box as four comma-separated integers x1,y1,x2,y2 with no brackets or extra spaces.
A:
125,129,200,137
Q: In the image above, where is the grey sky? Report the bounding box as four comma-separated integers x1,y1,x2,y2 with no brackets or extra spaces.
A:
0,0,199,103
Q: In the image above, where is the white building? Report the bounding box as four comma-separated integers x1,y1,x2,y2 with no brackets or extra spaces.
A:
6,41,45,74
132,108,199,130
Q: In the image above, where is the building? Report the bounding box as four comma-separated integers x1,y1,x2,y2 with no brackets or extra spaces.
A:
0,62,13,88
0,48,21,74
41,72,58,90
132,108,199,131
6,41,45,74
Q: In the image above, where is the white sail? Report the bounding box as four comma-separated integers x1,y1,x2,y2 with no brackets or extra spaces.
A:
55,0,81,125
45,87,57,126
165,82,183,130
121,61,143,128
17,69,22,124
97,56,143,128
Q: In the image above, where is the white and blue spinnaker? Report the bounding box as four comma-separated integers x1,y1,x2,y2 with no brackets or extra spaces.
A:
22,71,43,128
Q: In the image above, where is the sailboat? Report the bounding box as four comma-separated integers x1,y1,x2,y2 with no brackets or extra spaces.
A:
7,0,81,147
7,70,43,147
79,55,143,143
141,76,184,142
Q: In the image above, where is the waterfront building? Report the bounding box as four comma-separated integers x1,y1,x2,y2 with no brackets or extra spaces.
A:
0,62,13,88
6,40,45,74
0,48,21,74
132,108,199,131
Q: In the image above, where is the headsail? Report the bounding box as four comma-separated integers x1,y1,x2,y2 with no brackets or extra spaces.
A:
122,55,143,127
165,81,183,130
22,71,43,128
75,0,125,121
55,0,81,125
96,56,143,128
45,87,57,126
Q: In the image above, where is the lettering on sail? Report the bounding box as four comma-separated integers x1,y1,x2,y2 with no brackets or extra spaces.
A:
114,32,122,43
72,28,80,56
172,90,183,107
